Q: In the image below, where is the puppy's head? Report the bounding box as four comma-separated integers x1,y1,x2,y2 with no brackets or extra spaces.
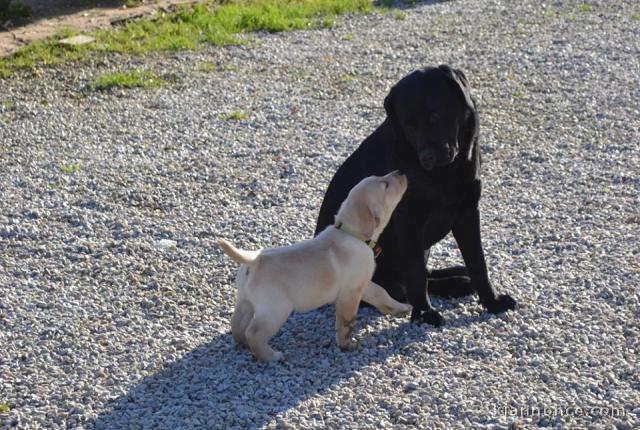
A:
336,171,408,240
384,65,477,171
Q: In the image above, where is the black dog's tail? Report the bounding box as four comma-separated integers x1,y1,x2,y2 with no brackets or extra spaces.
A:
428,266,475,298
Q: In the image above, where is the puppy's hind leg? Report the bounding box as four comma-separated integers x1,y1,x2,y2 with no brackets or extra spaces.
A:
245,304,291,362
335,285,366,351
231,299,254,346
362,281,411,316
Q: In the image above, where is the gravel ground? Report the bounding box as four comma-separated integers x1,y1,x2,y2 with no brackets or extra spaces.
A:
1,0,639,428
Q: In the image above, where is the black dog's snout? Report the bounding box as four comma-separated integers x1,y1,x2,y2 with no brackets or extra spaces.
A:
419,150,436,170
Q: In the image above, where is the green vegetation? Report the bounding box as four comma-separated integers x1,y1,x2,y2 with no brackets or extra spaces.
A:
0,0,375,78
577,4,593,12
90,70,165,90
0,402,10,413
393,10,406,20
339,73,356,83
512,91,527,100
630,13,640,20
60,162,82,174
219,110,250,121
197,61,218,73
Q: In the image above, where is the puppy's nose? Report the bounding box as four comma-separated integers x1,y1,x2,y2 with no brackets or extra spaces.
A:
419,150,436,170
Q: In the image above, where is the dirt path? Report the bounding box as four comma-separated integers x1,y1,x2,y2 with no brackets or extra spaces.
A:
0,0,199,57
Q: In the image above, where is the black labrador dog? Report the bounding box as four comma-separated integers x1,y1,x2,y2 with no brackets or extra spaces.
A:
315,65,516,325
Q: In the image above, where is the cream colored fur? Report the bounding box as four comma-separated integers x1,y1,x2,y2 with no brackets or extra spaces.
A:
219,171,410,361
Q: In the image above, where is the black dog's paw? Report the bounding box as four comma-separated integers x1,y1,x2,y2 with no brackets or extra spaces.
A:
410,308,445,327
484,294,517,314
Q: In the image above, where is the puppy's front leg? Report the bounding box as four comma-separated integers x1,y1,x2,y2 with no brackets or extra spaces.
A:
335,286,365,351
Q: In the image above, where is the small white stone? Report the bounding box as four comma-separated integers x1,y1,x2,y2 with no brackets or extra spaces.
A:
59,35,96,46
154,239,177,249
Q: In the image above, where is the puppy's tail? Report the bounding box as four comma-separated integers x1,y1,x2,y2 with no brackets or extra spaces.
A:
218,239,260,266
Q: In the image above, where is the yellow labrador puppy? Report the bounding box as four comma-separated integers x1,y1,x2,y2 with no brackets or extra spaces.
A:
218,171,409,361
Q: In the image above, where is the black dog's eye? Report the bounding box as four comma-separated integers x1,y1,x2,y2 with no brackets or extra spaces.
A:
428,112,440,123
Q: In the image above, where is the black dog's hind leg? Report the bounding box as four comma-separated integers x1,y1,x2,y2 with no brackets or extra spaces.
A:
430,266,468,277
452,206,517,313
427,265,474,298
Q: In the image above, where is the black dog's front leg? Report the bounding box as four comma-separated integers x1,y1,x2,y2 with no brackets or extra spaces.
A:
404,248,444,326
452,206,517,313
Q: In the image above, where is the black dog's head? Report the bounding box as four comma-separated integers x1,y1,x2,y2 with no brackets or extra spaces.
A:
384,65,477,171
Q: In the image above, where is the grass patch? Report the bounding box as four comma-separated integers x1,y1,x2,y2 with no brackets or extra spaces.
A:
197,61,218,72
0,402,10,413
393,10,406,20
60,162,82,174
339,73,356,83
1,100,15,110
577,4,593,12
342,33,354,41
219,110,249,121
0,0,374,78
631,13,640,20
90,70,165,90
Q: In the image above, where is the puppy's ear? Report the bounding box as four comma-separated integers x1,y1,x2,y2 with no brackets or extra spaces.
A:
361,203,382,239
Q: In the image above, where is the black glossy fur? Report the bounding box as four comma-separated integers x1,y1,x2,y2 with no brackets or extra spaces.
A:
315,65,516,325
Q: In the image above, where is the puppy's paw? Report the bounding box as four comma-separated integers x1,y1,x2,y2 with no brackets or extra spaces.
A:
410,308,444,327
484,294,517,314
255,350,285,362
337,337,359,352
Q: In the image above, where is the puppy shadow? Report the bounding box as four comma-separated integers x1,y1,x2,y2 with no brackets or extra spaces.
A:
90,307,430,429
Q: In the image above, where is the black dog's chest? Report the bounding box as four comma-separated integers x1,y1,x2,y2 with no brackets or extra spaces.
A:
421,209,457,247
404,178,478,248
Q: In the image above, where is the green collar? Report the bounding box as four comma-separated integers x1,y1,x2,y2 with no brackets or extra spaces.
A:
334,221,382,258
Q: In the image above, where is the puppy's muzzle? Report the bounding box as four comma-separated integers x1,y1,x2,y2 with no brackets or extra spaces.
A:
387,170,408,186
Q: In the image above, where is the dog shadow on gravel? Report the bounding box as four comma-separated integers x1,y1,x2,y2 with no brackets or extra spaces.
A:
90,300,482,429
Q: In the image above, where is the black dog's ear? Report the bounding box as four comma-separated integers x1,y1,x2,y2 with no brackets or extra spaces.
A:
438,64,474,110
383,88,395,120
384,85,405,139
438,65,477,162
